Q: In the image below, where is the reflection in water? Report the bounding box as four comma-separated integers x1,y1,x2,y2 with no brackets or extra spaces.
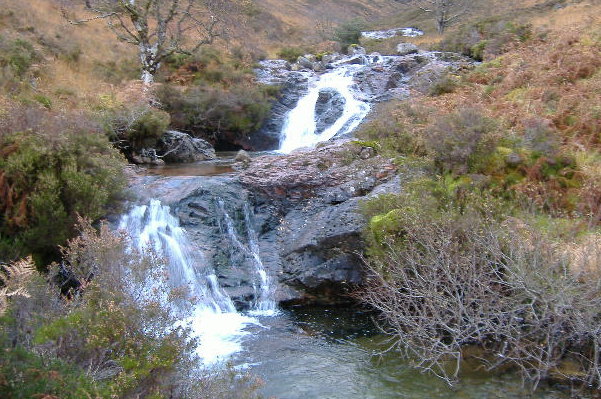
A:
144,163,235,177
242,307,583,399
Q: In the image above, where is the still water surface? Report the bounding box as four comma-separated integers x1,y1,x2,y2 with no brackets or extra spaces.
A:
239,307,584,399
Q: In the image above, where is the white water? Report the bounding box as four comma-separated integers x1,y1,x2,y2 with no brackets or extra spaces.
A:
361,27,424,40
118,199,259,365
278,65,370,154
217,200,278,315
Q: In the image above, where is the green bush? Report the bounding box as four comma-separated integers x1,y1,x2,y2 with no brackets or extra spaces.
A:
438,18,533,61
0,346,104,399
0,111,126,264
277,46,305,62
127,108,171,148
0,38,38,77
424,107,499,174
333,18,366,52
156,83,276,145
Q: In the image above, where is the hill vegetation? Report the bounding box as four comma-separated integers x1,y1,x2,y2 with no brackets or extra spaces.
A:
356,0,601,390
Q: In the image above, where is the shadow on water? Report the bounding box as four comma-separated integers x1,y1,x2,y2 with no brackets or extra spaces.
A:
240,306,587,399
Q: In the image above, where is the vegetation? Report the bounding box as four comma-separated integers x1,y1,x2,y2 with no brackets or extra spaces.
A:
333,18,366,52
0,221,264,398
0,107,126,265
156,50,279,147
357,15,601,392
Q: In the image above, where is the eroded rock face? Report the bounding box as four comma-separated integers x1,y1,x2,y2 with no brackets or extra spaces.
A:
315,89,346,134
127,141,400,307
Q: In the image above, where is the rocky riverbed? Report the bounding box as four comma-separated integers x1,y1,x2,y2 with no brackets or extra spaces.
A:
127,141,401,307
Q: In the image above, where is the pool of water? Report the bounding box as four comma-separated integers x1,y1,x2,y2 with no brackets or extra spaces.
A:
235,307,584,399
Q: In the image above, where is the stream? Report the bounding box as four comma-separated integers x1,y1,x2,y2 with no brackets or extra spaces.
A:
119,47,586,398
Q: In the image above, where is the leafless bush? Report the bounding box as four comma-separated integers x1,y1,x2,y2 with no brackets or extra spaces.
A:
424,107,498,174
360,211,601,390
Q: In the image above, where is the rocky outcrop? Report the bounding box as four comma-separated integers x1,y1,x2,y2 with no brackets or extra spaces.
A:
315,89,346,134
157,130,216,163
128,141,399,307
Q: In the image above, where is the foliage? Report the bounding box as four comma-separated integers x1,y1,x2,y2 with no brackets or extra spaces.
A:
333,18,366,52
277,46,305,63
0,346,103,399
156,82,275,147
0,108,126,264
424,107,498,174
438,17,532,61
360,182,601,389
0,257,35,316
0,37,40,92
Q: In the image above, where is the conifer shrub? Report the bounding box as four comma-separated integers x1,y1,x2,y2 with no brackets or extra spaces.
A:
0,107,126,264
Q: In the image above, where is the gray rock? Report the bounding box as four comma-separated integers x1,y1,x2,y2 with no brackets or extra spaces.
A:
348,45,366,56
158,130,215,163
297,56,314,70
397,42,419,56
314,89,346,134
234,149,251,163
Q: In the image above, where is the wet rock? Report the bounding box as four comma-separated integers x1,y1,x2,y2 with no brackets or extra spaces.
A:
297,56,314,70
245,71,310,150
396,42,419,56
234,149,251,163
157,130,215,163
131,148,165,165
348,45,366,56
315,89,346,134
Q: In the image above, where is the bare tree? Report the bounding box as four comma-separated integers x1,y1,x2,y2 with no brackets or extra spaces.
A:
62,0,232,84
415,0,470,34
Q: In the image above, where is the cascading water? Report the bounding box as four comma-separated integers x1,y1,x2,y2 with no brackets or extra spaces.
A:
278,65,370,154
118,199,258,365
217,200,278,315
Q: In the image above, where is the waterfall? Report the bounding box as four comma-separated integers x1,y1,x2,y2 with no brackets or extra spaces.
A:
118,199,258,365
217,200,278,315
278,65,370,154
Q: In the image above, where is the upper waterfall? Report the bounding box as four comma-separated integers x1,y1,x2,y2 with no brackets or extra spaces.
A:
278,64,370,154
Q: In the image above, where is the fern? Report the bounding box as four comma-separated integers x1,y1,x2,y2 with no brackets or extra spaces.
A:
0,256,35,315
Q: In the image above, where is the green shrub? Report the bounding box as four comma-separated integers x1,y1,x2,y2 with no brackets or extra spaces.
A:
127,108,170,148
0,111,126,264
277,46,305,63
424,107,499,174
438,18,533,61
333,18,366,52
156,83,276,145
0,346,104,399
0,38,38,77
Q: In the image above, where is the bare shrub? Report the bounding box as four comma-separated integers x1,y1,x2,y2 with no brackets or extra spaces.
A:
360,209,601,390
424,107,498,174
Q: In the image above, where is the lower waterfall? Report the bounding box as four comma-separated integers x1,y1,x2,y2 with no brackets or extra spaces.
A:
118,199,262,365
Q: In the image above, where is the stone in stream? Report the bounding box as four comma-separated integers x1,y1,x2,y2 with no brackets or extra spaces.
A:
157,130,216,163
314,88,346,135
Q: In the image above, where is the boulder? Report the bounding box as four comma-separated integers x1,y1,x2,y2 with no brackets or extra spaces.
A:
314,89,346,134
348,45,366,56
397,42,419,56
157,130,215,163
297,56,314,70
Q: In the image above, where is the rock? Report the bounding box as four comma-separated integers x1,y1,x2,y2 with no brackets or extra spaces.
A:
396,42,419,56
314,89,346,134
348,45,366,56
234,149,251,163
131,148,165,165
157,130,215,163
297,56,314,70
245,72,310,151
